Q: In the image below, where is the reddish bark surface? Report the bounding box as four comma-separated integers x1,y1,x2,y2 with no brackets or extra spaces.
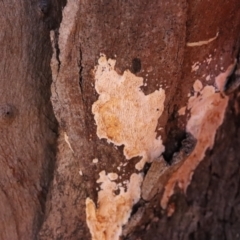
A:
0,0,240,239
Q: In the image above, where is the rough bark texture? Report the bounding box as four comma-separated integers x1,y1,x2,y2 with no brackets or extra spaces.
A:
1,0,240,240
0,1,59,239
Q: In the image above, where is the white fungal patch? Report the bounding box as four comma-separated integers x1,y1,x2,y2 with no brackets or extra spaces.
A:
193,79,203,92
161,78,229,209
191,62,200,72
86,54,166,240
92,54,165,170
92,158,99,164
206,56,212,65
178,106,186,116
86,172,143,240
206,75,211,81
187,32,219,47
107,172,118,181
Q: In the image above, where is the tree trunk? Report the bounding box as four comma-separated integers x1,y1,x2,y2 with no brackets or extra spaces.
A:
1,0,240,240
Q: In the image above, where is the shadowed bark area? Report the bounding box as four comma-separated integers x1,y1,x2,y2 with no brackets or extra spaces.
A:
0,0,60,239
126,97,240,240
0,0,240,240
0,0,69,239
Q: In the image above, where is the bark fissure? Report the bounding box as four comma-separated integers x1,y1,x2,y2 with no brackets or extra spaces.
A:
53,30,61,73
78,45,85,103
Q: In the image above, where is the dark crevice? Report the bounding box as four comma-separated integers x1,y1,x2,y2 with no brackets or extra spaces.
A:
142,162,151,176
180,132,197,156
159,0,189,164
36,0,67,237
78,46,85,103
38,0,51,16
37,185,49,215
38,0,67,30
224,50,240,95
162,127,186,163
162,105,182,162
53,29,61,72
131,199,145,217
162,102,197,164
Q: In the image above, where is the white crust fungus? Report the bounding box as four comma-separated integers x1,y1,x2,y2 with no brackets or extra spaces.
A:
92,158,99,164
86,54,166,240
178,106,186,116
92,54,165,170
86,172,143,240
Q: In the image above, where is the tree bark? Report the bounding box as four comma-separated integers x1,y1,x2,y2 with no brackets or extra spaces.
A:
0,1,59,239
1,0,240,240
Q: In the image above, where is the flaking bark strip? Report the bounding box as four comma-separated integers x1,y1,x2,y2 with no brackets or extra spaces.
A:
122,206,145,237
142,133,197,201
161,76,230,209
186,32,219,47
141,157,185,202
141,156,168,201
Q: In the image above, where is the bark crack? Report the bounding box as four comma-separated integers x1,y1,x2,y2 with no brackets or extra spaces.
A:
78,45,85,103
53,29,61,73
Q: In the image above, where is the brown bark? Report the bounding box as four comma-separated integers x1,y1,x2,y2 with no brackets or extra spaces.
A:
0,0,240,240
0,1,59,239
